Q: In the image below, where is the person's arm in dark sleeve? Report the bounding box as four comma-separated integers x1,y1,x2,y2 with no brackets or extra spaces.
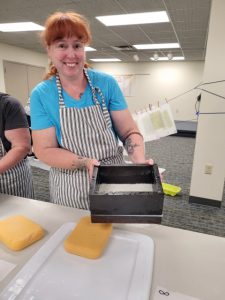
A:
0,97,31,173
0,128,31,173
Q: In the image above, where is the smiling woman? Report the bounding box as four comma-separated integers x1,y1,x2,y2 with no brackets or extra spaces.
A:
41,11,91,82
30,11,152,210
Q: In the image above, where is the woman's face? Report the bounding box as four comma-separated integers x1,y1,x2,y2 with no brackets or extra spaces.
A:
47,36,86,80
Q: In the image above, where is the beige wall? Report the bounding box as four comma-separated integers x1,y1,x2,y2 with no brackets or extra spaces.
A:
91,61,204,121
190,0,225,202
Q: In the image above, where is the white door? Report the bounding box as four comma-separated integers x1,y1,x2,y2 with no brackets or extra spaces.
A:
3,60,45,106
3,60,28,105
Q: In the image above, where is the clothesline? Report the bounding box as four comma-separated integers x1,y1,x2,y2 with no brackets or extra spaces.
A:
167,79,225,103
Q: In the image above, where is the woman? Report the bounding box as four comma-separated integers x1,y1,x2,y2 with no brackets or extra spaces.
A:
0,92,34,198
30,11,152,209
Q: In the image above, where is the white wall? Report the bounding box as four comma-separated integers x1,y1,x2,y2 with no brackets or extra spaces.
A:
0,42,204,121
190,0,225,202
92,61,204,121
0,43,48,92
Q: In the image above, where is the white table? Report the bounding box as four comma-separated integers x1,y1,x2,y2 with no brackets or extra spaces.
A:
0,193,225,300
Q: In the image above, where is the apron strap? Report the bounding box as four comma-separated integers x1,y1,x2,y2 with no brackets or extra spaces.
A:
83,68,100,105
94,87,112,128
56,73,65,108
84,68,112,128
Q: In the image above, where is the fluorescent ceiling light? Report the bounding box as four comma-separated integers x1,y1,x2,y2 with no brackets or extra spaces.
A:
172,56,185,60
134,43,180,49
150,56,185,61
96,11,169,26
90,58,121,62
0,22,44,32
85,46,96,52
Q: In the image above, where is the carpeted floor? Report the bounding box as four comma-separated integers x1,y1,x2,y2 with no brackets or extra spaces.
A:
31,136,225,237
145,136,225,237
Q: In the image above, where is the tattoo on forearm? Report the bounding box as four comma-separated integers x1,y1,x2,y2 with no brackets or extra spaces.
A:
124,138,140,155
72,156,87,170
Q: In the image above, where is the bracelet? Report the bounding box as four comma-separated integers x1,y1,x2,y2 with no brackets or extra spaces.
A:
123,131,143,143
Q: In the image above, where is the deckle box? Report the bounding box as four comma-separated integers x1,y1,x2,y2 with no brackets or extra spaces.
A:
89,164,164,223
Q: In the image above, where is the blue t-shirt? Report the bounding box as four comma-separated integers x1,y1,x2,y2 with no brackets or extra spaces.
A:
30,69,127,145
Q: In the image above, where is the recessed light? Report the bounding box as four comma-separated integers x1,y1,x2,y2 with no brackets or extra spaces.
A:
134,43,180,49
85,46,96,52
172,56,185,60
96,11,169,26
150,56,185,61
90,58,121,62
0,22,44,32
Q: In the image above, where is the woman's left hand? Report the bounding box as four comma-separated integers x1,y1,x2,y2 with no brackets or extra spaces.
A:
144,159,163,182
145,159,154,165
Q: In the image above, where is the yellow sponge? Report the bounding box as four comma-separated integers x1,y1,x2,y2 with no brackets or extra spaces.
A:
162,182,181,196
64,216,112,259
0,215,44,251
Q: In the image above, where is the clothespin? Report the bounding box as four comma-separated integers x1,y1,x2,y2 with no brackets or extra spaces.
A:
136,109,141,115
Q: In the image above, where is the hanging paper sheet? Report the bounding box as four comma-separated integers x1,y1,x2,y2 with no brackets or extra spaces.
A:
133,101,177,142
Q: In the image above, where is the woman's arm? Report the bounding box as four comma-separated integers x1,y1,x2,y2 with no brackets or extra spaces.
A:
32,127,99,178
0,128,31,174
111,109,151,163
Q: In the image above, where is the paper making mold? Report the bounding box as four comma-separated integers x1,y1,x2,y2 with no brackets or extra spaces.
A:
89,164,164,223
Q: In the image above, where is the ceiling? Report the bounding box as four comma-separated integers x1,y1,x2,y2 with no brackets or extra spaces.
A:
0,0,211,63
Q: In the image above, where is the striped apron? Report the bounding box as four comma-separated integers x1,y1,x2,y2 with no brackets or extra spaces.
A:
49,69,124,209
0,138,34,198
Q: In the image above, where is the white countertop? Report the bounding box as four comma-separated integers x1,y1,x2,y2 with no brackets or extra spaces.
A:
0,193,225,300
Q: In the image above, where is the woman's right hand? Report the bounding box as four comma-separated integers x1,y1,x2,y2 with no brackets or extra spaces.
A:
72,156,100,180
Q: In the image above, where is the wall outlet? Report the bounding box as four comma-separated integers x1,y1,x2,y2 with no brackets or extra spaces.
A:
204,164,213,174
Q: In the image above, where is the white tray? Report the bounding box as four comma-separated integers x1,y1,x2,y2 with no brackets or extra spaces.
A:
0,222,154,300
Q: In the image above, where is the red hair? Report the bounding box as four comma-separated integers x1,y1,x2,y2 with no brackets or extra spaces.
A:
41,11,92,79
